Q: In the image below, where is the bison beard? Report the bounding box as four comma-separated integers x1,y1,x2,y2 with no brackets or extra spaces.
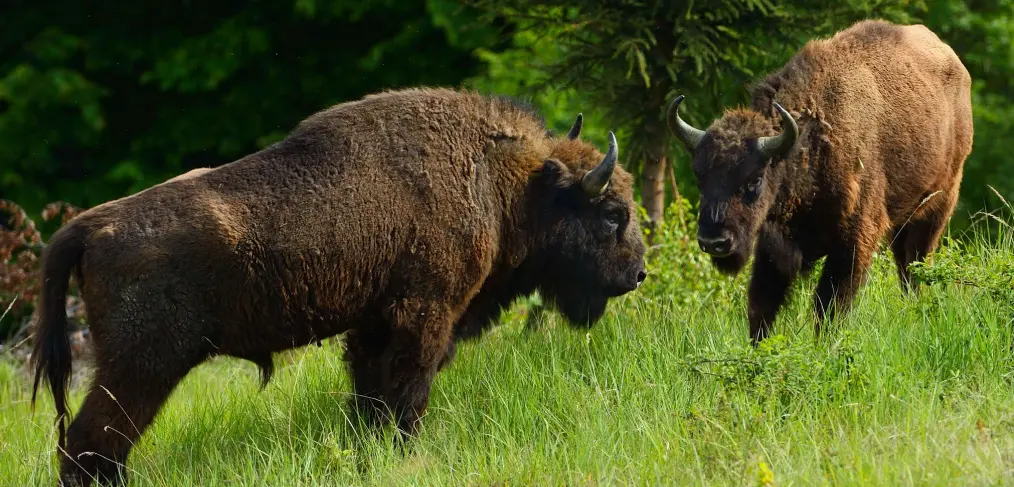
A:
29,87,647,486
669,19,973,344
541,286,608,327
710,253,749,276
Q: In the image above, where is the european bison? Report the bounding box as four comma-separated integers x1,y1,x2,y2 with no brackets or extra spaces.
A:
667,19,972,343
32,87,647,486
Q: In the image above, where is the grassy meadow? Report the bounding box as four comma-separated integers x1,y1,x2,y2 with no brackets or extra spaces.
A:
2,202,1014,486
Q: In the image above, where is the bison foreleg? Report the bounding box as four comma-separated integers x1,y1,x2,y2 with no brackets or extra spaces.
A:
889,226,916,291
813,243,875,337
436,340,457,372
380,298,455,439
747,232,801,345
344,325,393,431
346,299,455,441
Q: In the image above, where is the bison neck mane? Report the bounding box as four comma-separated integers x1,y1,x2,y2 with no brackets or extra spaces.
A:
743,79,834,227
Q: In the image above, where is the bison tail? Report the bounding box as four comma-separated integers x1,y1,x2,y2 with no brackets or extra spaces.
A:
30,222,87,450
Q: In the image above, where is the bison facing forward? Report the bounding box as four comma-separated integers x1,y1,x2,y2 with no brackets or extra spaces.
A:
668,19,972,343
32,87,647,486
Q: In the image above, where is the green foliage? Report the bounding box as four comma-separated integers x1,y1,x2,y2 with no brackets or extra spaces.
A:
684,329,871,427
0,1,497,217
910,189,1014,300
462,0,920,203
461,21,616,149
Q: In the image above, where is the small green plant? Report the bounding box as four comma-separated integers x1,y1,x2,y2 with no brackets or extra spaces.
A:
910,189,1014,303
637,197,746,307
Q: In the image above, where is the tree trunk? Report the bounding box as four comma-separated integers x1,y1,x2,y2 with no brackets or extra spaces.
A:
641,118,668,245
639,19,680,245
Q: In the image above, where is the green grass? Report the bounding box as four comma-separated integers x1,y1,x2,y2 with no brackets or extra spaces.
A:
3,205,1014,486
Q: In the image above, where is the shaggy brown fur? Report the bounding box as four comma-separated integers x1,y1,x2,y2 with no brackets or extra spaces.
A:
670,19,973,343
31,87,647,486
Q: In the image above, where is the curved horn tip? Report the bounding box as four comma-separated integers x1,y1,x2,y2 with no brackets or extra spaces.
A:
567,113,584,140
757,101,800,158
665,95,685,124
666,95,705,151
775,103,799,133
581,131,619,196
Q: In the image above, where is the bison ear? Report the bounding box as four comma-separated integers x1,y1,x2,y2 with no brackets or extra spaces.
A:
541,158,567,174
539,159,571,185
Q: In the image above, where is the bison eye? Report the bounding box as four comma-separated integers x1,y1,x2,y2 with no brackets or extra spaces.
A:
601,207,626,237
746,176,763,194
604,208,624,226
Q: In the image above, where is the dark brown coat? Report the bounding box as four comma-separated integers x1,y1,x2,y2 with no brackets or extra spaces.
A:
668,20,973,343
31,87,647,486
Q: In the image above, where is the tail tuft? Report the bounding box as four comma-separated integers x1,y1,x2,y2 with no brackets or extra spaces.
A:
30,223,86,450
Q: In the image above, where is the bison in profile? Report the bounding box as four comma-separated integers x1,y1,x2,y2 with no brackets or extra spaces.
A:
667,19,973,343
31,87,647,486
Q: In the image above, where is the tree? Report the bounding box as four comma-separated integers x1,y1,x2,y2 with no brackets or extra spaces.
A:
0,0,500,218
464,0,920,240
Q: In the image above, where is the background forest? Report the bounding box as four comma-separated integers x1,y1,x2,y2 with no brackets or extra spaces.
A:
3,0,1011,233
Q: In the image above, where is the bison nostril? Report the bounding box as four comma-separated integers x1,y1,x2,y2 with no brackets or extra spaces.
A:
698,235,733,256
636,270,647,284
712,238,732,254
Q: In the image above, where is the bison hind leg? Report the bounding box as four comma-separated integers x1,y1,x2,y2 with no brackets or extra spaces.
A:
891,189,959,293
890,226,918,292
60,348,202,486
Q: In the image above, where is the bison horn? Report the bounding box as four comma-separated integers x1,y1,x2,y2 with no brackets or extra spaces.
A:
567,113,583,140
582,131,618,196
667,95,706,151
756,102,799,159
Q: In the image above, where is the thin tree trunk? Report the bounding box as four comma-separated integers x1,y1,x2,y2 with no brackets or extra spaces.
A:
640,19,677,245
641,121,667,244
667,158,687,236
667,159,681,202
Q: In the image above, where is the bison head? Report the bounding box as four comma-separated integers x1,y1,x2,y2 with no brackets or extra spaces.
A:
666,95,798,275
527,114,647,327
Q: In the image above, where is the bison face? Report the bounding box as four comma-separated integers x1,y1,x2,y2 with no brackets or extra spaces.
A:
530,126,647,328
666,95,799,275
690,137,775,274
